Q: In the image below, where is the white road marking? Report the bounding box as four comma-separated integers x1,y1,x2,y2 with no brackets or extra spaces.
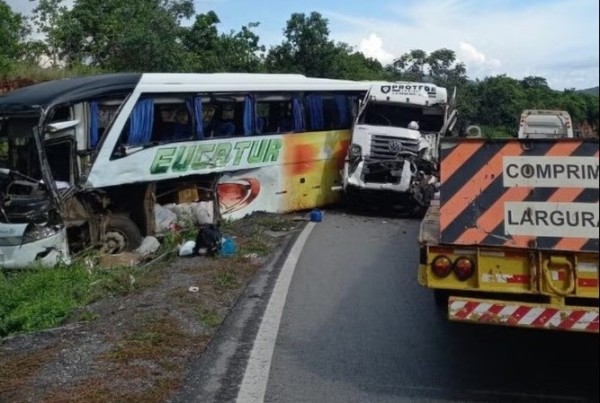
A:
236,222,316,403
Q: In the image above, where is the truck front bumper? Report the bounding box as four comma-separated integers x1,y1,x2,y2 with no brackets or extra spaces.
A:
343,160,412,192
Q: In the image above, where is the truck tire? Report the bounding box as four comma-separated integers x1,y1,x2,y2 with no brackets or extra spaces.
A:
104,215,143,254
344,187,363,211
433,289,449,309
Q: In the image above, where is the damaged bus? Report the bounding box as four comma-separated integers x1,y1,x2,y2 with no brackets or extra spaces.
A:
0,73,368,268
342,81,457,215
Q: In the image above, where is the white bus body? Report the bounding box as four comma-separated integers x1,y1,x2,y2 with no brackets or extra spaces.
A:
0,73,368,268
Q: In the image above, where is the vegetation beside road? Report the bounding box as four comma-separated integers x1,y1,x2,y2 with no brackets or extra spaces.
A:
0,212,298,402
1,0,598,137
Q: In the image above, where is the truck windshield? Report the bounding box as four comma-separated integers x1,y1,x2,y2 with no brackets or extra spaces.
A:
0,116,42,179
359,102,445,133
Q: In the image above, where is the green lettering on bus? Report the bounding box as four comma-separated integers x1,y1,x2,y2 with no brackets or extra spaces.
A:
150,138,283,174
150,147,176,174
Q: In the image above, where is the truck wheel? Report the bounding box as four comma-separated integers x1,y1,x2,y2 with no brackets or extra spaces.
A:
433,290,449,309
104,215,143,254
344,188,363,211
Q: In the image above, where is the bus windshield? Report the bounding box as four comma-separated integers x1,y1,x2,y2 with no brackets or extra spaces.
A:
0,116,42,179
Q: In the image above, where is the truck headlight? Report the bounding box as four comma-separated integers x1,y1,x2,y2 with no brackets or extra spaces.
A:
348,144,362,160
22,224,60,244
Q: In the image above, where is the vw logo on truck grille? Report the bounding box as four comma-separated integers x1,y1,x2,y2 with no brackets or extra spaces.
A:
388,140,404,153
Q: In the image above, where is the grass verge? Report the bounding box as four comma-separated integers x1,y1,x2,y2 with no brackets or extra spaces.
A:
0,263,140,338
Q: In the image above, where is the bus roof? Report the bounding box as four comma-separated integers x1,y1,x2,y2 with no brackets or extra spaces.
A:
0,73,369,112
0,73,142,112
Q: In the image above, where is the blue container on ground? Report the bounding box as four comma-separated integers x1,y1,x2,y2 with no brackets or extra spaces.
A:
220,236,237,256
310,209,323,223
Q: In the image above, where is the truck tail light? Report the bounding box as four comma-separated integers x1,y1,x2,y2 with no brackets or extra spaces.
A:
431,255,452,278
453,257,475,281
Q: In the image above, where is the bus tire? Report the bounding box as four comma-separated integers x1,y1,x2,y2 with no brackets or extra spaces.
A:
104,215,143,254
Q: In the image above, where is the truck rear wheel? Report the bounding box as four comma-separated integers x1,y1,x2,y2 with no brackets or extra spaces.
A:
103,215,143,254
433,290,449,309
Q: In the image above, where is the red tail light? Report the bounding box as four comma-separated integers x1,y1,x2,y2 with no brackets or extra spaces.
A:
431,255,452,278
453,257,475,281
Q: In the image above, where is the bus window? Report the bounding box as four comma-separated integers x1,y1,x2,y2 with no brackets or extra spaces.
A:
207,101,239,137
255,95,303,134
89,100,122,149
153,103,193,142
305,94,354,131
118,96,202,147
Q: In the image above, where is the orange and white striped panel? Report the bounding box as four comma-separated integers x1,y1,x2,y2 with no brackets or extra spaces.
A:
448,297,599,333
439,139,599,253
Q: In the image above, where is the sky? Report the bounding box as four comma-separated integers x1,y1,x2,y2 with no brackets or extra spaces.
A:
7,0,599,90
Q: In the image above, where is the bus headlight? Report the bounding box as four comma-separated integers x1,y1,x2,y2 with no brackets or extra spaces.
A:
22,224,60,244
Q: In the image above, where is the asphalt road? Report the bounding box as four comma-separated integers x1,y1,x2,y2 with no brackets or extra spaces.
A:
263,212,599,403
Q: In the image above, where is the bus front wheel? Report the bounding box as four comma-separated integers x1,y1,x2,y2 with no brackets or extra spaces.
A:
103,215,143,254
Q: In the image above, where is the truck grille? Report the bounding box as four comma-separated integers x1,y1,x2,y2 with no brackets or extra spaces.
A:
370,135,419,159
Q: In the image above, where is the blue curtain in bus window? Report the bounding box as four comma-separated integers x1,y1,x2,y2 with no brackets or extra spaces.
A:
335,95,350,128
128,98,154,146
292,96,304,131
187,97,204,139
306,94,324,130
89,101,100,148
254,96,264,134
243,95,255,136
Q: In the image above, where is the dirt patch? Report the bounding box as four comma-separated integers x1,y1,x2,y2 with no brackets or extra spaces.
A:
0,212,303,402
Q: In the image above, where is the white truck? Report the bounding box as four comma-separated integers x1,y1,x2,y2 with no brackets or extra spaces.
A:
342,82,456,215
517,109,574,139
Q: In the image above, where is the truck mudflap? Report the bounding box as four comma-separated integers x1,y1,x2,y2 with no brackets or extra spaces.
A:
448,296,599,333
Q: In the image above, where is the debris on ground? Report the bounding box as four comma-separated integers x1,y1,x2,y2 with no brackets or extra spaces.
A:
0,212,299,402
134,236,161,256
98,252,142,268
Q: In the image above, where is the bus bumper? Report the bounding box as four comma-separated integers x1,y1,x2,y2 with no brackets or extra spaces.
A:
0,229,71,269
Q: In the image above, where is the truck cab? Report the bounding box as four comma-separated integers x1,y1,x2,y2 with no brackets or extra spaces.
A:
342,82,456,215
517,109,573,139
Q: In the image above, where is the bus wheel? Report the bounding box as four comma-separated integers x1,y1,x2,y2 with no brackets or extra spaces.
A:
103,215,143,254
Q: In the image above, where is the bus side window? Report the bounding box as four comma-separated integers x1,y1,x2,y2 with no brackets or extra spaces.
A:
152,103,193,143
117,98,155,147
49,105,72,123
90,101,122,149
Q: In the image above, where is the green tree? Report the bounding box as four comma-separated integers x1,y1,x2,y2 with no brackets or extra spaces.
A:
217,23,265,73
37,0,194,71
265,12,337,77
520,75,549,89
329,42,386,81
389,48,467,88
265,11,387,80
475,75,526,129
391,49,428,81
182,11,221,72
0,0,29,72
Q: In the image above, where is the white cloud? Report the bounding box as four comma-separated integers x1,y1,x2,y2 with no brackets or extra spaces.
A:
359,33,395,65
458,42,486,65
325,0,599,90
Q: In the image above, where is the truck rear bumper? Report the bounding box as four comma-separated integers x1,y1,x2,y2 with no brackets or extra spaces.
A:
448,296,599,333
